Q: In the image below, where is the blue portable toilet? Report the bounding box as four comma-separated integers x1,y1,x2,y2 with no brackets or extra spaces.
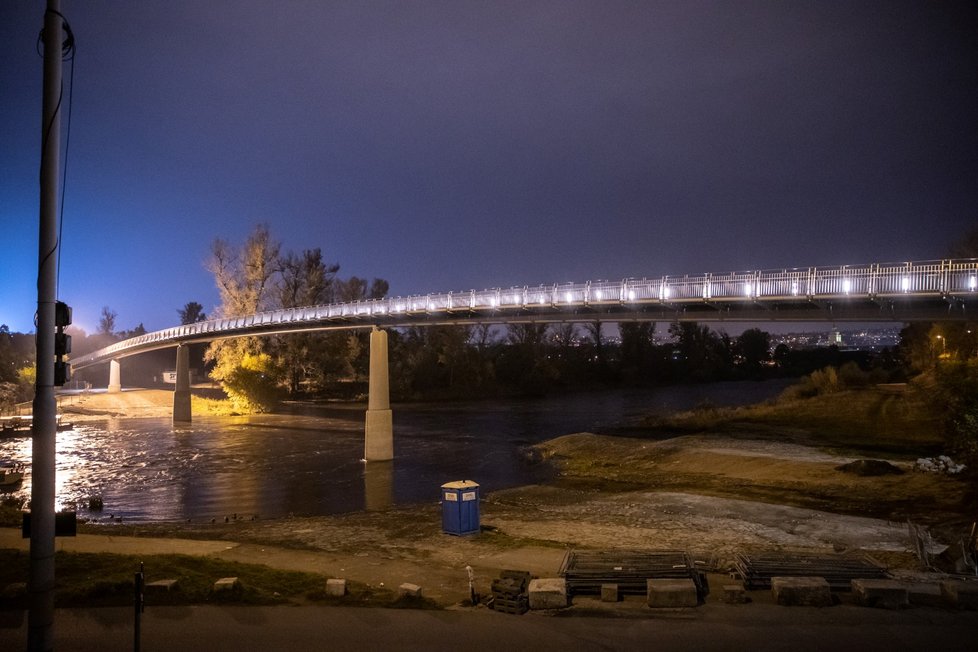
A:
441,480,480,535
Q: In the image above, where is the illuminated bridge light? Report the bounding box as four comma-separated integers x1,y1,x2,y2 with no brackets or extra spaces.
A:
628,290,636,301
539,296,547,305
791,281,799,296
901,277,910,292
744,283,753,298
565,292,573,303
489,297,497,307
842,279,851,294
662,286,671,300
594,289,603,300
970,277,977,291
395,304,404,312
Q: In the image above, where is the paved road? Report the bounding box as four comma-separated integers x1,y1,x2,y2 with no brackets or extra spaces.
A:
3,603,977,651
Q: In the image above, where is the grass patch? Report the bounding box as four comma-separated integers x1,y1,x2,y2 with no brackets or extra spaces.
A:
0,549,411,610
640,387,944,455
191,395,241,416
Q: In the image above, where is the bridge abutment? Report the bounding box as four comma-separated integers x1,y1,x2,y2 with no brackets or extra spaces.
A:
108,359,122,393
173,344,192,423
364,328,393,461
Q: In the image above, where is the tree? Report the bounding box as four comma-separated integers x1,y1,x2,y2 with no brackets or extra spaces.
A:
277,249,338,308
737,328,771,374
208,224,281,317
273,248,340,395
118,323,147,339
178,302,207,324
669,321,728,381
98,307,117,336
620,321,657,384
205,224,282,409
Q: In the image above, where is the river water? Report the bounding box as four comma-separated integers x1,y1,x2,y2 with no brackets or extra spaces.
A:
1,381,790,523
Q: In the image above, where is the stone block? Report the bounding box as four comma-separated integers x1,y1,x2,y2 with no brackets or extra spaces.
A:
600,583,619,603
722,584,748,604
398,583,423,598
770,576,832,607
646,578,698,608
213,577,240,592
326,578,346,597
941,580,978,610
851,579,908,609
528,578,568,610
908,583,945,608
145,579,179,593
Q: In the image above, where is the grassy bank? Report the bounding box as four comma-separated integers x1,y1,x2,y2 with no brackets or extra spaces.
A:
0,549,435,610
636,385,944,456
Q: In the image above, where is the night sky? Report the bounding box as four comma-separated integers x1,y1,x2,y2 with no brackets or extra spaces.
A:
2,1,975,335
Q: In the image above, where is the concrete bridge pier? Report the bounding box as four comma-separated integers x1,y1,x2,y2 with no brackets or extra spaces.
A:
108,359,122,393
173,344,192,423
364,327,393,461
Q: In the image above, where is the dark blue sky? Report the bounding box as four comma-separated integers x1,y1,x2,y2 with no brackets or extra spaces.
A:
2,1,975,335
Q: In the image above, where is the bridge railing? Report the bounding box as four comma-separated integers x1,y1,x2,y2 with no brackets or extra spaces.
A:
69,258,978,369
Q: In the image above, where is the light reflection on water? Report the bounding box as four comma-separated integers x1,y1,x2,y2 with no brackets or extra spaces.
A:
0,380,789,523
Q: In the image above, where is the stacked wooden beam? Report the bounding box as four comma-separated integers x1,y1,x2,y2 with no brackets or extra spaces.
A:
490,570,531,615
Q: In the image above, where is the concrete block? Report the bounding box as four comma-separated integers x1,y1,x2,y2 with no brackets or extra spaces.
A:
908,583,945,608
528,578,568,610
213,577,240,592
851,579,908,609
770,576,832,607
600,583,619,603
145,579,179,593
722,584,748,604
647,578,698,608
326,578,346,597
941,580,978,610
398,583,423,598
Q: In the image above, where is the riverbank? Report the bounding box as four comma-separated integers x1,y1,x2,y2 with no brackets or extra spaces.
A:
10,385,975,610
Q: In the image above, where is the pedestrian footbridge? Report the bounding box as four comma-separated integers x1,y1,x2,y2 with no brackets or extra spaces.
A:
68,258,978,458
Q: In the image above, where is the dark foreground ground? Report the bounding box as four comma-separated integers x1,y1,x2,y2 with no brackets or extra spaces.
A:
3,603,978,652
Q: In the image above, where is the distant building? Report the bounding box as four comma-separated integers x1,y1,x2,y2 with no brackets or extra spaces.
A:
828,328,843,346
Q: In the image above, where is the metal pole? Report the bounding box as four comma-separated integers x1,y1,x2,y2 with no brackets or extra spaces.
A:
134,562,144,652
30,1,62,650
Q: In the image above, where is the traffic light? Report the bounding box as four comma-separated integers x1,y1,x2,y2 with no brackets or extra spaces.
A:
54,300,71,386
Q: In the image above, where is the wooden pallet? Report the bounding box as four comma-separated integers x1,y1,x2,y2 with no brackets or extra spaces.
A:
490,595,528,615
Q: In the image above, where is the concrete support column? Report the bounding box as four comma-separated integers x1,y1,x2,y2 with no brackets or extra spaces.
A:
173,344,192,423
108,359,122,394
364,328,393,461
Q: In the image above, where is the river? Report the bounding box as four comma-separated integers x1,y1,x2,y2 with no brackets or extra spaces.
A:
0,380,791,523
